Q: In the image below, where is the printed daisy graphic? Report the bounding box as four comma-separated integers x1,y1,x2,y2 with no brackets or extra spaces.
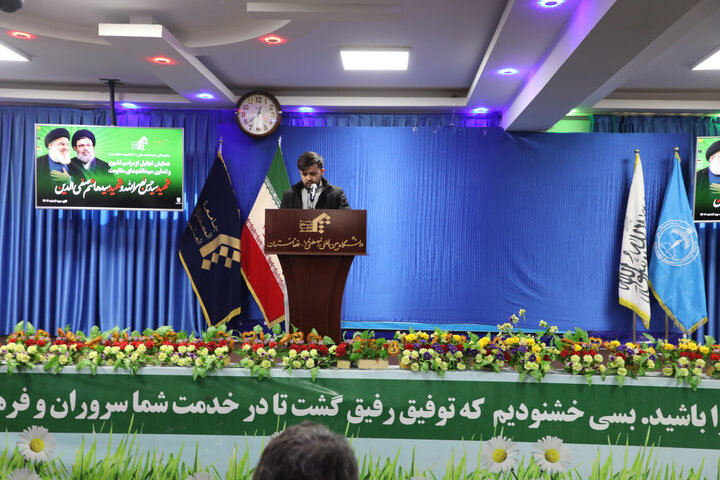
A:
16,425,56,463
532,435,571,474
186,473,214,480
479,435,519,473
7,468,42,480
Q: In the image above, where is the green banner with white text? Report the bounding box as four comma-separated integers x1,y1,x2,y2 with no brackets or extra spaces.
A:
1,368,719,449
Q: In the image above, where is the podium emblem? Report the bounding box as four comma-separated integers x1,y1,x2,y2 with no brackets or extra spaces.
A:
299,212,332,233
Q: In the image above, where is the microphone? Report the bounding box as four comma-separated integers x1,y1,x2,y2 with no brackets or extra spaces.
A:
309,183,317,204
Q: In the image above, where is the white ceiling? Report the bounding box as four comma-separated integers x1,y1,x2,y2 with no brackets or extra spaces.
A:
0,0,719,130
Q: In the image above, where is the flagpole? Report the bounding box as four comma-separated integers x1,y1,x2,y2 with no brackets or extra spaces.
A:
218,136,223,158
665,313,668,341
632,312,636,342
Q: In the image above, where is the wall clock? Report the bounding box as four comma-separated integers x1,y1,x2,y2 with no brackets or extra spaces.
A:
235,90,282,138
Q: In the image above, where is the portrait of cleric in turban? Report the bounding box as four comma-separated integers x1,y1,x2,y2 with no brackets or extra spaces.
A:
694,138,720,221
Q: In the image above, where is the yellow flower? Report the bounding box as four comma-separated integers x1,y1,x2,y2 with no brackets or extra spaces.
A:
573,344,582,352
419,332,429,341
699,346,710,355
124,345,134,353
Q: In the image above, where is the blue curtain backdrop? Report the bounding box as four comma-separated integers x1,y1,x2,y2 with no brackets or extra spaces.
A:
0,106,233,335
0,104,706,340
593,114,720,342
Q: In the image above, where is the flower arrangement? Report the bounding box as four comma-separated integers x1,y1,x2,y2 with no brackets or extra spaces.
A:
4,314,720,387
2,329,49,373
280,330,336,380
464,333,505,372
237,326,277,380
348,330,389,367
557,329,606,384
602,338,657,386
656,336,707,390
495,312,559,382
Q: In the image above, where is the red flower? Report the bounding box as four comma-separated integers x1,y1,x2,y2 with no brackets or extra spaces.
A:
26,339,36,346
710,353,720,361
290,344,301,352
317,345,329,355
589,349,597,356
456,344,464,352
560,350,570,358
119,341,129,350
145,340,154,350
36,340,46,347
404,343,414,350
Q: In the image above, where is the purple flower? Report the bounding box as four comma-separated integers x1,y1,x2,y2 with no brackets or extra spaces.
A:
423,351,433,361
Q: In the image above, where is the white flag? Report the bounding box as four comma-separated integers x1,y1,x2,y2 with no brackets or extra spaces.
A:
618,151,651,327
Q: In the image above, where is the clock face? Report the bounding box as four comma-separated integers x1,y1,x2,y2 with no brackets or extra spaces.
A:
235,91,282,138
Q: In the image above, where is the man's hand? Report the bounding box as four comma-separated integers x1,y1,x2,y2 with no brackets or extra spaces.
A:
50,168,71,183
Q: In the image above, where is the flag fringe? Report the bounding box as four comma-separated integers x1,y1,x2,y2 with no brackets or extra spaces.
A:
618,297,650,329
648,279,707,335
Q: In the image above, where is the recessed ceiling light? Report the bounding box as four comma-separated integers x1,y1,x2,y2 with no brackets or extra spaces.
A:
692,47,720,70
121,102,138,109
298,107,314,112
260,35,286,45
150,56,174,65
498,68,518,75
539,0,564,7
197,93,214,99
472,107,488,114
340,48,409,71
0,41,29,62
9,31,34,40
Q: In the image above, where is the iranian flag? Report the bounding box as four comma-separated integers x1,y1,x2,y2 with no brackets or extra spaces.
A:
241,143,291,327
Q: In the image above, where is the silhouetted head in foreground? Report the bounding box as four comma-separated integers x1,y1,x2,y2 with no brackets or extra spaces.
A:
252,422,358,480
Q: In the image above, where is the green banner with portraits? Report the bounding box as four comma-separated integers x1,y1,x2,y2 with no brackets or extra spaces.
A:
34,124,184,210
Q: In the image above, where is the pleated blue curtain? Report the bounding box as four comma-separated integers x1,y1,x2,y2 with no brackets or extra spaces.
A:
282,112,502,128
0,106,234,334
593,114,720,341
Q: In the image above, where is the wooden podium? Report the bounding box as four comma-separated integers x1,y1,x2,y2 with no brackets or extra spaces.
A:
264,209,366,340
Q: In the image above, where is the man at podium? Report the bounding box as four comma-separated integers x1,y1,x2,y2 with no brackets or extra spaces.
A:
280,151,350,210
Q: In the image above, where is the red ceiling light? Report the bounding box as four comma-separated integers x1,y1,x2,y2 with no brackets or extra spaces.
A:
150,56,174,65
9,31,34,40
260,35,286,45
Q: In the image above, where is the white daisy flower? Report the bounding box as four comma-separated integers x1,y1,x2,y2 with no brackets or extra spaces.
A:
8,468,42,480
186,473,214,480
16,425,56,463
479,435,519,473
532,435,571,474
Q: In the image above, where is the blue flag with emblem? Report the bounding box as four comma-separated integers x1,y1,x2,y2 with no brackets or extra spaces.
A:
648,151,708,334
179,153,244,327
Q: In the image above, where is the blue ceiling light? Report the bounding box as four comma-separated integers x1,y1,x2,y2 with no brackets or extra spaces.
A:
472,107,488,114
498,68,518,75
539,0,565,7
197,93,214,99
121,102,138,109
298,106,314,112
